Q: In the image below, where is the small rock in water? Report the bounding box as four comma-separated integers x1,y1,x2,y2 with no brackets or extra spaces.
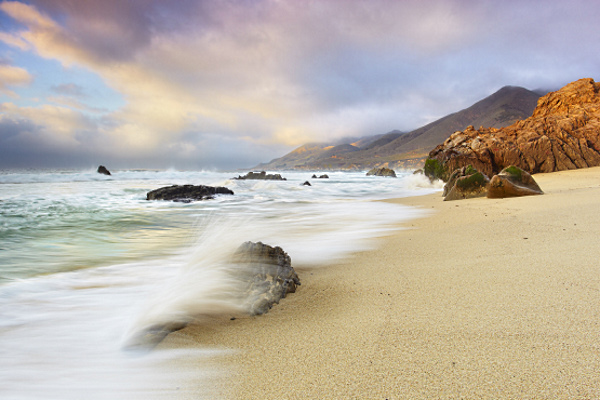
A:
146,184,234,202
366,167,397,177
97,165,111,175
234,171,287,180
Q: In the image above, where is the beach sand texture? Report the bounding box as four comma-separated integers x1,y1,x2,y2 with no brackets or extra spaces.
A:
165,166,600,399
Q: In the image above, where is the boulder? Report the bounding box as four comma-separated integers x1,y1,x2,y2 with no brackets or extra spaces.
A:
146,185,234,202
97,165,111,175
443,165,490,201
487,166,543,198
318,174,329,179
234,171,287,180
232,241,300,316
302,181,312,186
366,167,397,177
125,241,299,349
426,78,600,180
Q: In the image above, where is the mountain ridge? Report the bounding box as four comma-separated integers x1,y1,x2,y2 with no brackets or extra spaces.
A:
254,85,542,171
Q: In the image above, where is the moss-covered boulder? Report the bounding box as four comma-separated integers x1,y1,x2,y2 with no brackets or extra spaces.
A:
424,158,449,182
443,165,490,201
487,166,543,198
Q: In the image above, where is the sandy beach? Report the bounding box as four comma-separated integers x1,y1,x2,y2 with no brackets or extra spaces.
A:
165,166,600,399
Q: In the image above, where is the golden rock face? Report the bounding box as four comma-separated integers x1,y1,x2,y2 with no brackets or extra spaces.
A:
429,78,600,178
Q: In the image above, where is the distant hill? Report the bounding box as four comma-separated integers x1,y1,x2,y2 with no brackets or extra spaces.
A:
254,86,542,171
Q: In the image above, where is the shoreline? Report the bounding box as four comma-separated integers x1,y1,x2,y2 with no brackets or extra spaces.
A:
164,166,600,399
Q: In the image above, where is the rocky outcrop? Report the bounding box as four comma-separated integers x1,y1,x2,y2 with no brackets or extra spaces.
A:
443,165,490,201
487,166,543,198
234,171,287,180
125,241,299,349
97,165,111,175
427,78,600,180
302,181,311,186
366,167,397,177
146,185,234,202
311,174,329,179
232,241,300,316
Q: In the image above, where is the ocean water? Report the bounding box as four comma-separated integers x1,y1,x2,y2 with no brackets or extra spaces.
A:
0,168,441,399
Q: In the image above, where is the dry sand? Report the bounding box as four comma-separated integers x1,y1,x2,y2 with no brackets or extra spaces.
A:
166,166,600,399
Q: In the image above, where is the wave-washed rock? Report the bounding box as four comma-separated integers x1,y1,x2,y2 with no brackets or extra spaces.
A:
234,171,287,180
426,78,600,180
97,165,111,175
125,241,299,349
146,184,234,202
232,241,300,316
366,167,397,177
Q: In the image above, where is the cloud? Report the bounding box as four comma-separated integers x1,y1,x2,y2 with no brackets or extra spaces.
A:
0,102,96,147
1,0,600,169
51,83,86,98
0,63,32,96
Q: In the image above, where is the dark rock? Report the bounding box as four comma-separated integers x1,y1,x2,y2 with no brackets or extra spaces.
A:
443,165,490,201
302,181,311,186
231,241,300,316
97,165,111,175
146,185,234,202
318,174,329,179
427,78,600,180
234,171,287,180
312,174,318,178
366,167,397,177
125,241,299,349
487,166,543,198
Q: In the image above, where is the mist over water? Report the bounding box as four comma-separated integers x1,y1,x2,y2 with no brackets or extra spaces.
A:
0,168,441,399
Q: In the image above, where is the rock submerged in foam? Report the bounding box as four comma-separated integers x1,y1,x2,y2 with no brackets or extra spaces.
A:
232,241,300,316
124,241,300,349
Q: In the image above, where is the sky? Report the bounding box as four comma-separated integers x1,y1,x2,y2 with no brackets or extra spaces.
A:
0,0,599,170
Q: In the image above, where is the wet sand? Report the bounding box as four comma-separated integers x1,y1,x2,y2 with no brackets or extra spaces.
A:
165,166,600,399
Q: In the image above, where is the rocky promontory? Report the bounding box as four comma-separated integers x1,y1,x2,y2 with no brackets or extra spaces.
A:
426,78,600,180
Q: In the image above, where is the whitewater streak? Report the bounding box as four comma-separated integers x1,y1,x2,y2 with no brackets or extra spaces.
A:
0,168,441,399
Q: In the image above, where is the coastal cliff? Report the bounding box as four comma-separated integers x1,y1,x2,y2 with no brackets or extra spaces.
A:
427,78,600,179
